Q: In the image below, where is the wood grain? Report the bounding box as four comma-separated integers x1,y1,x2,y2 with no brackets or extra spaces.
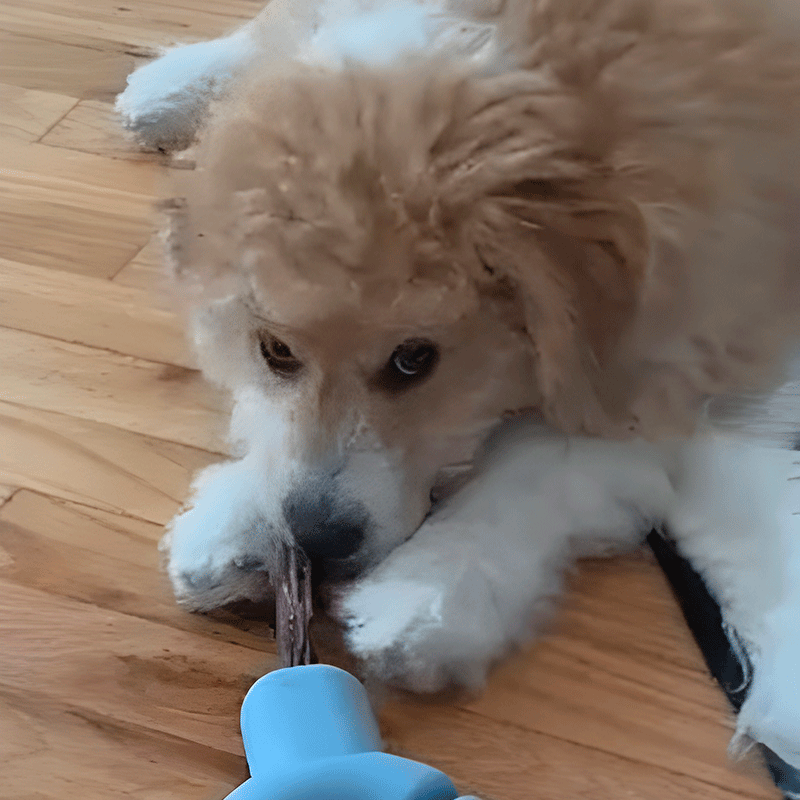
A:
0,400,216,524
0,490,273,645
0,81,77,143
0,689,247,800
113,234,171,294
0,31,139,100
0,0,261,51
274,542,315,667
40,98,171,160
0,168,153,277
0,578,270,752
464,557,761,791
0,326,225,451
0,0,782,796
0,138,160,196
381,701,770,800
0,258,190,367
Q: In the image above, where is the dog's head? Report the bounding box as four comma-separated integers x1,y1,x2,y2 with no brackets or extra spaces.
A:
166,0,800,580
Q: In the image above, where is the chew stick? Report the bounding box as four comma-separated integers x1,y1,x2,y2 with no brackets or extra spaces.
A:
274,542,315,667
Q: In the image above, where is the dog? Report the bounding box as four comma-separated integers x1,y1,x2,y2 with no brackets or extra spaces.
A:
118,0,800,770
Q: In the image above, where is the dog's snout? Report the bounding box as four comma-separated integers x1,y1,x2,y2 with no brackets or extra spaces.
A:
282,489,366,561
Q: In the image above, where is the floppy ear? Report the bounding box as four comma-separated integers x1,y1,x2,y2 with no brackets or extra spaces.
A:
429,76,656,434
432,0,800,438
461,124,800,439
468,180,650,435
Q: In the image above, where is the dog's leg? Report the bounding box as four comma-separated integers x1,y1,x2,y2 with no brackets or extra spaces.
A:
116,0,304,151
116,27,258,151
337,428,675,692
667,435,800,769
163,457,279,610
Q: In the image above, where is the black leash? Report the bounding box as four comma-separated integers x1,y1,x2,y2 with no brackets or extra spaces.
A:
647,529,800,799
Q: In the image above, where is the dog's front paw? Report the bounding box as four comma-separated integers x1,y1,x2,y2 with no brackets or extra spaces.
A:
116,34,250,151
734,608,800,769
334,559,506,693
163,505,274,611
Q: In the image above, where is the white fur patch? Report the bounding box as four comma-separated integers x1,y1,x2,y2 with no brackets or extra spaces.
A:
116,31,258,149
299,0,496,68
344,579,445,649
301,2,438,66
732,456,800,768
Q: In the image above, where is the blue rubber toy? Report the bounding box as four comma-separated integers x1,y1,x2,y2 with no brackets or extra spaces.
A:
222,663,478,800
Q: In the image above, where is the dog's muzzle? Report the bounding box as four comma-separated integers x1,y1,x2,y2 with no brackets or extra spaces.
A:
281,485,368,563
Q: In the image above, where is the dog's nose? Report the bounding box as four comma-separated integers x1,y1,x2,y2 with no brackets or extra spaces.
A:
282,489,366,561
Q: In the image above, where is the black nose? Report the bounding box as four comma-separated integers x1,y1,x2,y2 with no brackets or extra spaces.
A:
282,489,367,561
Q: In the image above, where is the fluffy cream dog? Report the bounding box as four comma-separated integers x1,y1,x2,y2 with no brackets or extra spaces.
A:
119,0,800,769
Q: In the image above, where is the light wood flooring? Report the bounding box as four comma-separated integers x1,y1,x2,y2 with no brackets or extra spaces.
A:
0,1,783,798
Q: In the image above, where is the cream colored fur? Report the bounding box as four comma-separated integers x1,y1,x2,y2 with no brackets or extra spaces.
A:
119,0,800,775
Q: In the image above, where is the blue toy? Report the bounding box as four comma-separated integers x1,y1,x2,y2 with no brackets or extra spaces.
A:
222,663,479,800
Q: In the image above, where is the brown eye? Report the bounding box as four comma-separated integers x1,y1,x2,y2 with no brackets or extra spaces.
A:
373,338,438,392
392,339,438,377
259,333,302,376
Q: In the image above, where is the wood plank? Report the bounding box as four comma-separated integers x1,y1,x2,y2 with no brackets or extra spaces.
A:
113,233,169,293
0,258,191,368
40,98,167,160
0,400,215,525
0,579,770,800
0,326,225,451
0,578,270,753
0,81,77,143
0,207,147,279
0,487,15,509
463,555,774,795
0,0,259,52
0,164,155,278
0,490,274,647
0,162,152,215
0,138,161,197
0,6,183,53
0,687,766,800
0,689,246,800
0,31,139,101
381,701,774,800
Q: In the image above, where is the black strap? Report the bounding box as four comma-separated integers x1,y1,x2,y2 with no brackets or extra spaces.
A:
647,529,800,799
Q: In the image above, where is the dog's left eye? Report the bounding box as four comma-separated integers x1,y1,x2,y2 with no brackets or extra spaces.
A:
372,339,439,393
373,338,438,392
259,333,303,377
391,339,438,377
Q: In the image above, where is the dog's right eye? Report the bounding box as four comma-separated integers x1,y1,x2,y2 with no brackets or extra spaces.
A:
259,333,303,377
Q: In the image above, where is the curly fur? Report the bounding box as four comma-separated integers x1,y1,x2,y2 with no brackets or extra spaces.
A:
165,0,800,436
119,0,800,775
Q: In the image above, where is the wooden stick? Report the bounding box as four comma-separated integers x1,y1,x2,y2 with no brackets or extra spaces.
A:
274,542,315,667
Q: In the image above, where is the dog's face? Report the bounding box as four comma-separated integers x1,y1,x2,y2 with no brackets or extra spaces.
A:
168,61,653,581
197,280,537,579
170,34,800,587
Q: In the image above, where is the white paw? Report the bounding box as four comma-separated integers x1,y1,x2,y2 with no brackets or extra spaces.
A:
162,462,276,609
116,33,252,151
336,556,507,693
735,607,800,769
163,505,273,610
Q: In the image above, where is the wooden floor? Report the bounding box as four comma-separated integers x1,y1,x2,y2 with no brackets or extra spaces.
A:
0,1,783,798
